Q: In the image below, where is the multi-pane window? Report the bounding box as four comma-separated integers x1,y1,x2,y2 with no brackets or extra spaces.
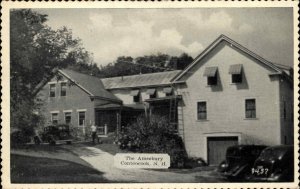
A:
49,84,56,97
245,99,256,118
61,82,67,96
51,113,58,124
78,111,86,126
65,112,71,124
197,102,207,120
204,67,218,86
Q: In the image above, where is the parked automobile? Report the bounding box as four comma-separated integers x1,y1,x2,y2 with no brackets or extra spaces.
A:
218,145,267,181
246,145,294,182
34,124,72,145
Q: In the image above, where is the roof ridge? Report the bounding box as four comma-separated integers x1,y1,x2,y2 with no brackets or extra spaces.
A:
101,70,182,80
62,68,102,80
172,34,283,82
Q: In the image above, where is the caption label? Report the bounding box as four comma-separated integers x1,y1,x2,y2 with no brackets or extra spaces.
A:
114,153,170,169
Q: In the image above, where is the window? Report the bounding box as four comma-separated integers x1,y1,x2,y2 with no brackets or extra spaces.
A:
51,113,58,124
207,76,217,85
49,84,56,97
163,87,173,96
65,112,71,124
61,82,67,96
197,102,207,120
133,95,140,102
229,64,243,83
203,67,218,86
130,90,140,103
245,99,256,118
232,74,242,83
78,111,85,126
146,89,157,99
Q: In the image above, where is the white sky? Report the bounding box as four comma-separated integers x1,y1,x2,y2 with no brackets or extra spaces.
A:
37,8,294,67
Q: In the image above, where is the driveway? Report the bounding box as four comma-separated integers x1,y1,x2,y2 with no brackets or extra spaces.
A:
62,144,225,183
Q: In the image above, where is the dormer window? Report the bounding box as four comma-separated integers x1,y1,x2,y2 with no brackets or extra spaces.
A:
229,64,243,83
163,87,173,97
204,67,218,86
146,88,157,99
130,89,140,103
49,84,56,97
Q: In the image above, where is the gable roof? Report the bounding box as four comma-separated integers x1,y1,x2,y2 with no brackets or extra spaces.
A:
172,34,292,82
59,69,121,103
101,70,182,90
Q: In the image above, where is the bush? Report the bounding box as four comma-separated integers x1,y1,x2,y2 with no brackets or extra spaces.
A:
117,115,188,168
11,130,32,145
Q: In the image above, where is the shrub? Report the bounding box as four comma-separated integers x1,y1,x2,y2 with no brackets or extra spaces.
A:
117,115,188,168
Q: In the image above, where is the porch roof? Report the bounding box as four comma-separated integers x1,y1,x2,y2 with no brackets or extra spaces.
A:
145,95,182,103
95,103,144,110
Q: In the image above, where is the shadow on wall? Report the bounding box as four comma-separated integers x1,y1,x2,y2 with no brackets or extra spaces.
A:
211,70,223,92
236,68,249,90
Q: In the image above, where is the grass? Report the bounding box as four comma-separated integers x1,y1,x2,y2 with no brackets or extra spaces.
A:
11,154,110,183
11,144,92,167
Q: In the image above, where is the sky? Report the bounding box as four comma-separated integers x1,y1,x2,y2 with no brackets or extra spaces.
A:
36,8,294,67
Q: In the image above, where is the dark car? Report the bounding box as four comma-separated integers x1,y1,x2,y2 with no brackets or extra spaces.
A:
218,145,267,181
247,145,294,182
34,124,72,145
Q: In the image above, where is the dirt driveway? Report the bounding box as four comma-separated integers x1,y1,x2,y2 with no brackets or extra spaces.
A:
62,144,225,183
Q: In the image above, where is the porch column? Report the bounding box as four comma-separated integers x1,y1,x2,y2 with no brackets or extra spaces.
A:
116,109,121,138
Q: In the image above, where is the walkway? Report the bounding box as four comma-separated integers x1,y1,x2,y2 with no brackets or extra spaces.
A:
63,145,198,182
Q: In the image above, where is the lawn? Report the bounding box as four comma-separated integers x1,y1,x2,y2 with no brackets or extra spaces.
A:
11,154,110,183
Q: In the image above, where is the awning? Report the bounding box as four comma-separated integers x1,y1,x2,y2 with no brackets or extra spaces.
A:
95,103,122,110
130,90,140,96
163,87,172,93
229,64,242,74
146,88,156,95
203,67,218,77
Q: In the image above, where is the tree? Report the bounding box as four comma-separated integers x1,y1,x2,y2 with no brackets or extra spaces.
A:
10,9,90,139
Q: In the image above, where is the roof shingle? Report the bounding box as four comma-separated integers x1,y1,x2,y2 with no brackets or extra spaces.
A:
59,69,121,102
101,70,182,89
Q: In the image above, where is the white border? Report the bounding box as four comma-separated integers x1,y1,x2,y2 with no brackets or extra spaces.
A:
1,1,299,189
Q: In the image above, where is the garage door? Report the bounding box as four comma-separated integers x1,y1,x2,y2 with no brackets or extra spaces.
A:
207,137,238,165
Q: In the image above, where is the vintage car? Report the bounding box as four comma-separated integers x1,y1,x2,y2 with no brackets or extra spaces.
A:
218,145,267,181
34,124,72,145
247,145,294,182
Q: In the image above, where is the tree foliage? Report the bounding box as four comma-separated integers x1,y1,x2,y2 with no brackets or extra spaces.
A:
85,53,194,78
118,115,188,167
10,9,91,136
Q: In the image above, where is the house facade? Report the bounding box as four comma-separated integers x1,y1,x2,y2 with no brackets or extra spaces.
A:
36,69,122,138
37,35,294,165
172,35,294,164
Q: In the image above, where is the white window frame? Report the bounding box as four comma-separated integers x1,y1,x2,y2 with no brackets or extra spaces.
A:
197,101,207,121
49,83,56,98
78,111,86,126
60,82,67,97
64,112,72,124
51,112,59,124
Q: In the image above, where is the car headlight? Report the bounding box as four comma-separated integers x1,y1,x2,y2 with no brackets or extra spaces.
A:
221,163,228,168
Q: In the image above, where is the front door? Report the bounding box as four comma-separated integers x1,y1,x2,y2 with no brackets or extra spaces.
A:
207,137,238,165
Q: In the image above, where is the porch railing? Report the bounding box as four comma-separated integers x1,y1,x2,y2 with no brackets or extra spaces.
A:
97,124,107,136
